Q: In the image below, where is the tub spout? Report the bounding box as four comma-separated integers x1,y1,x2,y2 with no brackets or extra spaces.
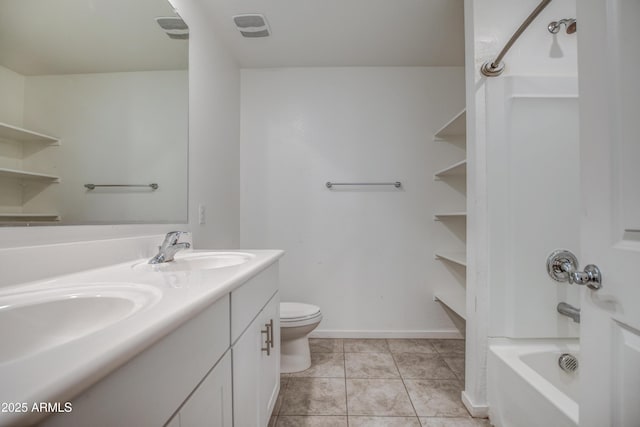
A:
557,302,580,323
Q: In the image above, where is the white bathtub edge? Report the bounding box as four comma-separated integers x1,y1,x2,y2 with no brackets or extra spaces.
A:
489,341,579,426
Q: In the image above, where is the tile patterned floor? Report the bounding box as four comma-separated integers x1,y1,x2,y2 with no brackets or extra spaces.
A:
270,339,492,427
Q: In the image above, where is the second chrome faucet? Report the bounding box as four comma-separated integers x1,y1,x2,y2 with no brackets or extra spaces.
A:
149,231,191,264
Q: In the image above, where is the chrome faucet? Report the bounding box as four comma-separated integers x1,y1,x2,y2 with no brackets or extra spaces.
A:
557,302,580,323
149,231,191,264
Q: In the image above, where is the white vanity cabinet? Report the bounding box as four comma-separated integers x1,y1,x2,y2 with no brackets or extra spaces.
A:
40,260,281,427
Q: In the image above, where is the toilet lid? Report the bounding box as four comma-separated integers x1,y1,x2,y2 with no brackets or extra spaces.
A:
280,302,321,321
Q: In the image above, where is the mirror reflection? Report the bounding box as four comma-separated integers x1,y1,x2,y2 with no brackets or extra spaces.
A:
0,0,188,225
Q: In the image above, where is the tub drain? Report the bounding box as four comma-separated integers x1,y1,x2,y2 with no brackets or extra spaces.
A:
558,353,578,372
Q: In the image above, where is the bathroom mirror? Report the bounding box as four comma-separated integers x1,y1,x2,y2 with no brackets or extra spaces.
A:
0,0,188,225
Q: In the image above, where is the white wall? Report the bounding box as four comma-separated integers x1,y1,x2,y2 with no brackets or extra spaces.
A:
22,71,188,224
171,0,241,249
240,67,465,336
463,0,578,413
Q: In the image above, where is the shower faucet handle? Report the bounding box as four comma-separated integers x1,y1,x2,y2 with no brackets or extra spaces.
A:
546,249,602,290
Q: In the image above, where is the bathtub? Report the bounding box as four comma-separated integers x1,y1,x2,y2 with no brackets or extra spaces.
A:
488,339,579,427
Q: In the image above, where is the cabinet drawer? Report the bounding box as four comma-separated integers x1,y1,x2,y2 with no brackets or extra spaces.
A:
231,263,278,343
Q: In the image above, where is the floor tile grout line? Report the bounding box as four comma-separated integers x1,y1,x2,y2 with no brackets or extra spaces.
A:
276,375,289,418
343,348,349,427
441,355,465,383
397,348,472,420
390,351,459,381
388,339,420,420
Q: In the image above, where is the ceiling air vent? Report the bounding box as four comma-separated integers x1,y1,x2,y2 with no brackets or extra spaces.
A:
233,14,270,38
155,17,189,40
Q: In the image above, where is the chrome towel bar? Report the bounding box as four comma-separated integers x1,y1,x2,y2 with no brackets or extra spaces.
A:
325,181,401,189
84,183,159,190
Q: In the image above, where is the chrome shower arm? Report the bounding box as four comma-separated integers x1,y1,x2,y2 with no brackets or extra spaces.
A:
481,0,553,77
548,19,577,34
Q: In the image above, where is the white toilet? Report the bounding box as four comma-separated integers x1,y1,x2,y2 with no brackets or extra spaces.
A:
280,302,322,373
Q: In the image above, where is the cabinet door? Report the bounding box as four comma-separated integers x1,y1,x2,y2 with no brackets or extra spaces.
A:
233,308,264,427
259,294,280,427
233,292,280,427
179,351,232,427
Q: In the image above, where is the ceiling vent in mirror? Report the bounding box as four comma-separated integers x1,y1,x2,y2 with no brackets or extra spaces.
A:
155,17,189,40
233,14,271,38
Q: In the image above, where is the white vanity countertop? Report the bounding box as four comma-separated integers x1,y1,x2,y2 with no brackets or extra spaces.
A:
0,249,284,425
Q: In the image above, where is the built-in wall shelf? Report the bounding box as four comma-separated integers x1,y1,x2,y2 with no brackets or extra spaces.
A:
434,212,467,220
0,213,60,221
432,108,467,325
434,287,466,320
0,167,60,182
434,109,466,140
434,160,467,178
435,251,467,267
0,122,59,144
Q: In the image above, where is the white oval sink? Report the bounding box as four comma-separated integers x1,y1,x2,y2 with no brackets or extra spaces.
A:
132,251,254,273
0,283,161,364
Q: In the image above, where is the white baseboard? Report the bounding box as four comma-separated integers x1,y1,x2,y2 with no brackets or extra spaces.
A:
309,329,463,339
461,390,489,418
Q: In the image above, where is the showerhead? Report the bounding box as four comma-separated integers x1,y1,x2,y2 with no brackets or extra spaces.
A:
548,19,577,35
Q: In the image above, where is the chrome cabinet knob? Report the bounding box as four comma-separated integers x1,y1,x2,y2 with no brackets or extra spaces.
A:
546,249,602,290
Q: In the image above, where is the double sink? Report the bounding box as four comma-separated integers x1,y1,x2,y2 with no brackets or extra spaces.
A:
0,251,254,365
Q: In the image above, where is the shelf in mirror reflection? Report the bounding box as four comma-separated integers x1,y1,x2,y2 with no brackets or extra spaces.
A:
0,122,59,144
0,167,60,182
0,213,60,222
434,212,467,220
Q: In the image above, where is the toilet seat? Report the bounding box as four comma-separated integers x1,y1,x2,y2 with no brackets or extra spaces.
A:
281,302,322,326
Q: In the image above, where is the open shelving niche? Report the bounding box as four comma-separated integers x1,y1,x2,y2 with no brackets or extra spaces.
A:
0,122,61,222
432,109,467,320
